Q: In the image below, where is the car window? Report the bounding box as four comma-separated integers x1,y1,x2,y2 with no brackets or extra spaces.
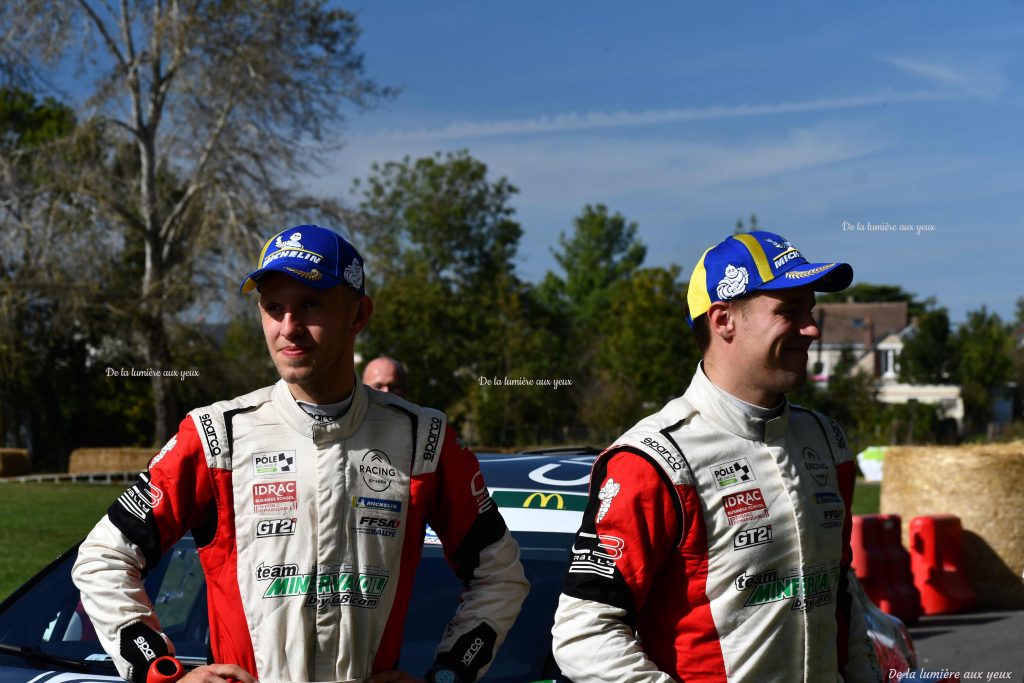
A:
0,536,209,664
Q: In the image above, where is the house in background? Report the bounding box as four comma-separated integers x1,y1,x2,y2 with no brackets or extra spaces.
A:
810,300,964,433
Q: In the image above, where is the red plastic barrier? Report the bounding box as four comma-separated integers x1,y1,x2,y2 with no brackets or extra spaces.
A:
850,514,921,624
909,515,976,616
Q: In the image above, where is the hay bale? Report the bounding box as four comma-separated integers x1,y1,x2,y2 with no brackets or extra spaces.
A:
0,448,30,477
880,441,1024,608
68,447,155,474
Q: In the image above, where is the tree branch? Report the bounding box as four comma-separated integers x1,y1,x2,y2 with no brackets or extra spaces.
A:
74,0,128,69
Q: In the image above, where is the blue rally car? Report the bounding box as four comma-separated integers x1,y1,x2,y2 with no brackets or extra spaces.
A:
0,448,915,683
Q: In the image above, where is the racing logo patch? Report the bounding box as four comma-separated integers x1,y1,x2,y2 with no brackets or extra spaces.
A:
359,451,397,492
802,447,830,487
712,458,755,490
722,488,769,526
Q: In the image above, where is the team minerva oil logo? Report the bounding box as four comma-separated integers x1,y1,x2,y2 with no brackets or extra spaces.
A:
740,567,840,609
262,571,388,599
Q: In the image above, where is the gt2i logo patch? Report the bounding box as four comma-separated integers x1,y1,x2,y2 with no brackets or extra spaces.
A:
712,458,756,490
252,451,296,476
733,524,773,550
254,481,298,514
722,488,769,526
569,532,624,579
256,518,297,538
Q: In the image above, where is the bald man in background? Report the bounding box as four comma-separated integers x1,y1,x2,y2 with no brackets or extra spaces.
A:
363,356,409,398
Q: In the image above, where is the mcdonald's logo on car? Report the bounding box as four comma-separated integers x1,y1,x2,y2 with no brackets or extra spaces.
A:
523,492,565,509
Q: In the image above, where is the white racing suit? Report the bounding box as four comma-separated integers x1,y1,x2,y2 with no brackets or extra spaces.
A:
552,367,883,682
73,377,528,683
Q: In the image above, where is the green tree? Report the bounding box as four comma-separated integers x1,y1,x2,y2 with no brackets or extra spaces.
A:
951,306,1013,434
1,2,392,441
581,266,698,440
540,204,647,333
350,151,528,441
0,88,157,468
898,307,955,384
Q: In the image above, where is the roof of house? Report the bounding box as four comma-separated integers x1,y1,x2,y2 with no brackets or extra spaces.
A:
814,301,909,346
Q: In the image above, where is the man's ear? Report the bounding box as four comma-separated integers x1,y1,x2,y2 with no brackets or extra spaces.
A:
352,295,373,334
706,301,736,342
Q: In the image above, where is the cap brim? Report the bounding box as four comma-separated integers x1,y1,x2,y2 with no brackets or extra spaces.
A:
238,265,340,293
756,262,852,293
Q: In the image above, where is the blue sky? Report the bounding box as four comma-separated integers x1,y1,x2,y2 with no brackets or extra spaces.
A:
317,2,1024,324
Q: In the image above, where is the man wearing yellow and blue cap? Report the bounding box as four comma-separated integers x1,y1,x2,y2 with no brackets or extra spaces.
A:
74,225,529,683
553,231,883,682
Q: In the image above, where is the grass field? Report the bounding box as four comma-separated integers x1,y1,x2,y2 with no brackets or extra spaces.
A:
0,483,122,600
0,479,885,602
852,480,881,516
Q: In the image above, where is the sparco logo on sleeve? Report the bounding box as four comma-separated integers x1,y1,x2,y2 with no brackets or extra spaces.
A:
722,488,769,526
254,481,298,514
256,518,297,538
198,413,221,457
423,416,442,462
133,635,157,661
641,436,682,471
359,451,398,492
461,637,485,666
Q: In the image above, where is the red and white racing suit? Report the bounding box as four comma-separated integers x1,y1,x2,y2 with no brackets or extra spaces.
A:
73,376,528,683
552,367,882,682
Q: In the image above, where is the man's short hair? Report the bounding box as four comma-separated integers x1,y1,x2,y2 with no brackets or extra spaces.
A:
691,296,751,356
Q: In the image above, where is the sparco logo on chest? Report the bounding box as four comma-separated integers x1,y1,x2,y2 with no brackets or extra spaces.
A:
360,451,398,492
423,416,442,462
722,488,769,526
641,437,682,471
198,413,221,456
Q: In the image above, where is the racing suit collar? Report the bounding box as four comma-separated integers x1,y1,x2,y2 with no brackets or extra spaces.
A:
685,364,789,443
272,374,369,445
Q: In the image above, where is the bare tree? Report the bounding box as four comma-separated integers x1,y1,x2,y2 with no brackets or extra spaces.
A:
0,1,393,441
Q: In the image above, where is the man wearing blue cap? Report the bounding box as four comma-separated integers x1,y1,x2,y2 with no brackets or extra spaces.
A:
74,226,529,683
552,231,883,682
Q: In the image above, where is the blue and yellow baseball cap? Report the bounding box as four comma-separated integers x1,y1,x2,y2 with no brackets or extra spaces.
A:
686,230,852,326
240,225,365,295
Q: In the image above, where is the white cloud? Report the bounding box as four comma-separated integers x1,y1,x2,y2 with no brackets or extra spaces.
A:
885,57,1007,99
358,90,951,143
